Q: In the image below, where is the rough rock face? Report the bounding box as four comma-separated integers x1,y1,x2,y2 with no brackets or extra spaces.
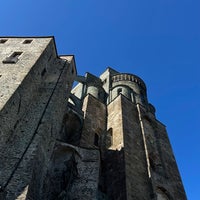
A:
0,37,187,200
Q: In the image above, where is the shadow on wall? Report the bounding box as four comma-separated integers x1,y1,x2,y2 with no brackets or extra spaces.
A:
26,142,100,200
99,148,127,200
60,110,83,146
12,110,83,200
25,143,80,200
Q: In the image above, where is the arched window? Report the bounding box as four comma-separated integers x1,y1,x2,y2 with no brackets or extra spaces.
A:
156,187,170,200
117,88,122,95
157,192,169,200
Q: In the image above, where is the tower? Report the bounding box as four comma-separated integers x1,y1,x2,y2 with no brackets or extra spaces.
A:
0,37,187,200
71,68,187,200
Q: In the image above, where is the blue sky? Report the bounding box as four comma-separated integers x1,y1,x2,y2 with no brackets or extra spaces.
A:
1,0,199,199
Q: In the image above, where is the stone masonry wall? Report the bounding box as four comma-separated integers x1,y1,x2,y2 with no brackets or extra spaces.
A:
0,38,187,200
5,56,75,199
135,104,187,199
0,38,54,146
80,94,107,148
103,95,127,199
153,121,187,199
121,96,153,200
0,37,76,199
27,142,100,200
107,95,124,150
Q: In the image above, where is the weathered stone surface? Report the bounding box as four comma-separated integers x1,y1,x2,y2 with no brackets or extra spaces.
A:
81,94,107,148
72,67,187,200
0,37,76,200
27,143,99,200
0,37,187,200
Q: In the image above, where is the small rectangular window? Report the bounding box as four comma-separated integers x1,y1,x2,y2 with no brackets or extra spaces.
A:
0,39,7,44
23,39,32,44
2,52,23,64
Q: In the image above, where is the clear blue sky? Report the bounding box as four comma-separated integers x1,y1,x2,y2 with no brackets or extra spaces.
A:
1,0,199,199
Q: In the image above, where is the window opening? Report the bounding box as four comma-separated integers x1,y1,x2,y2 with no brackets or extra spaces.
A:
41,68,47,77
12,52,22,57
117,88,122,95
156,187,170,200
71,67,74,74
107,128,113,148
23,39,32,44
140,91,146,104
2,52,23,64
0,39,7,44
94,133,99,147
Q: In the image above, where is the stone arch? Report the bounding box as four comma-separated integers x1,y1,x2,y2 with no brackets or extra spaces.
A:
156,187,172,200
61,110,83,145
110,84,132,101
117,88,122,95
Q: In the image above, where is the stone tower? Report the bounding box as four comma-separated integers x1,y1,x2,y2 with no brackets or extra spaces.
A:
71,68,187,200
0,37,187,200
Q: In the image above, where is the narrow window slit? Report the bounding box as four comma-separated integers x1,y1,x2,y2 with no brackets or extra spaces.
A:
41,68,47,77
94,133,99,147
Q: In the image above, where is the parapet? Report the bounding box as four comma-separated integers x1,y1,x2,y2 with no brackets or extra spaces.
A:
112,73,146,91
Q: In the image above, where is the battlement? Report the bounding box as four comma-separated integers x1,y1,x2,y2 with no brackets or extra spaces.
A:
112,73,146,91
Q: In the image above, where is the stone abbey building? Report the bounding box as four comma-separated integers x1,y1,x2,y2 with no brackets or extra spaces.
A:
0,37,187,200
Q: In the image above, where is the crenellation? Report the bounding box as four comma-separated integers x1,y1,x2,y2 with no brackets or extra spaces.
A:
112,73,146,91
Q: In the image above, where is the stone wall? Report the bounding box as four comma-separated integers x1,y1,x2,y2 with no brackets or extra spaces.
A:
81,94,107,148
0,38,187,200
0,37,76,199
121,96,153,200
27,143,100,200
138,104,187,199
71,67,187,200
